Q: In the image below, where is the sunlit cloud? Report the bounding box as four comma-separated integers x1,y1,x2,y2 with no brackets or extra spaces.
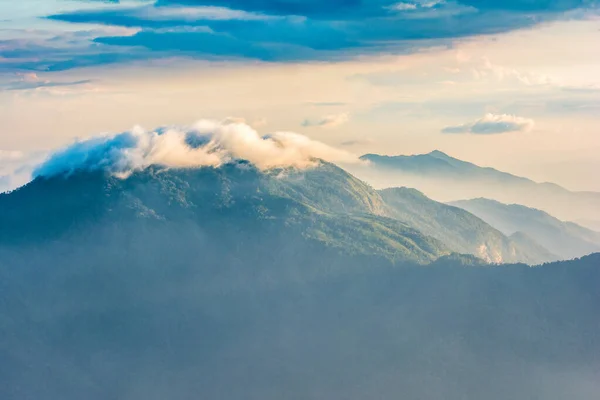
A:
442,113,535,134
33,118,361,180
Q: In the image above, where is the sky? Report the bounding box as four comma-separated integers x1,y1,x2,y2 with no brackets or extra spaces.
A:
1,0,599,191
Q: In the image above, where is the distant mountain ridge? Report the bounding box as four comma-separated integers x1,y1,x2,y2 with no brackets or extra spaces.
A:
380,187,556,264
449,198,600,260
356,151,600,226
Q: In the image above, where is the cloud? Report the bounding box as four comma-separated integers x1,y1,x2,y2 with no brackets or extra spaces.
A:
472,57,554,86
222,116,268,127
0,150,47,193
387,2,418,11
33,119,360,180
352,55,556,88
0,26,140,72
159,0,592,16
340,138,376,147
302,113,350,128
53,4,274,24
442,113,535,134
0,73,93,92
0,1,591,70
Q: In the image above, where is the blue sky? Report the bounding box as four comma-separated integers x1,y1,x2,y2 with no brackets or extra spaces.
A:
2,0,597,69
1,0,599,191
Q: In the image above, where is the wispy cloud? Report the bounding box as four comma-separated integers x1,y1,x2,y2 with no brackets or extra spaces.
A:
387,2,419,11
0,149,47,193
472,57,554,86
0,26,140,72
352,56,556,88
302,113,350,128
340,138,376,147
442,113,535,134
0,73,93,92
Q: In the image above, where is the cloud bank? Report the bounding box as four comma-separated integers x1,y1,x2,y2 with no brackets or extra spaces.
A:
442,113,535,134
2,1,597,71
33,119,360,180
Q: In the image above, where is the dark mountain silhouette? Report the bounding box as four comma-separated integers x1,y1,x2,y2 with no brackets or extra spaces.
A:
355,151,600,226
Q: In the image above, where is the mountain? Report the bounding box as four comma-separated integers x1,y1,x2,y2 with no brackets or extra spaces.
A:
0,159,556,271
380,187,556,264
450,198,600,260
2,162,600,400
2,195,600,400
0,162,448,268
355,151,600,226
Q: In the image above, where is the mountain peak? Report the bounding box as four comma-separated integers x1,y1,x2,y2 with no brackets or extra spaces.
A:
427,150,452,159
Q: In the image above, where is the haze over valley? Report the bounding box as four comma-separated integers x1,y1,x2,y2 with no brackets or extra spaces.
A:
1,120,600,399
2,1,599,399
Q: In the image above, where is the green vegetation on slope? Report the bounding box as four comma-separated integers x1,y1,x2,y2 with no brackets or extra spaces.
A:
380,187,556,264
450,198,600,260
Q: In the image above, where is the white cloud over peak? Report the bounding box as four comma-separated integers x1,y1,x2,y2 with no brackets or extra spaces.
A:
442,113,535,134
33,119,360,180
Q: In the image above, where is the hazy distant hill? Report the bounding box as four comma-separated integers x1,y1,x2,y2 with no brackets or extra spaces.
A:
380,187,556,263
355,151,600,226
450,198,600,260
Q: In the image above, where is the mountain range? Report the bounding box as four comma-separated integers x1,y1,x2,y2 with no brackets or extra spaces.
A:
355,150,600,228
1,161,599,399
450,198,600,260
380,187,555,263
2,159,567,265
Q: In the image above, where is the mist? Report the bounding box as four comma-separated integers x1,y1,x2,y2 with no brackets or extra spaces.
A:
346,162,600,228
2,146,600,400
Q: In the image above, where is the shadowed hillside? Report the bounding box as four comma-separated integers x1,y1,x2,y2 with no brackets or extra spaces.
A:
1,163,600,400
